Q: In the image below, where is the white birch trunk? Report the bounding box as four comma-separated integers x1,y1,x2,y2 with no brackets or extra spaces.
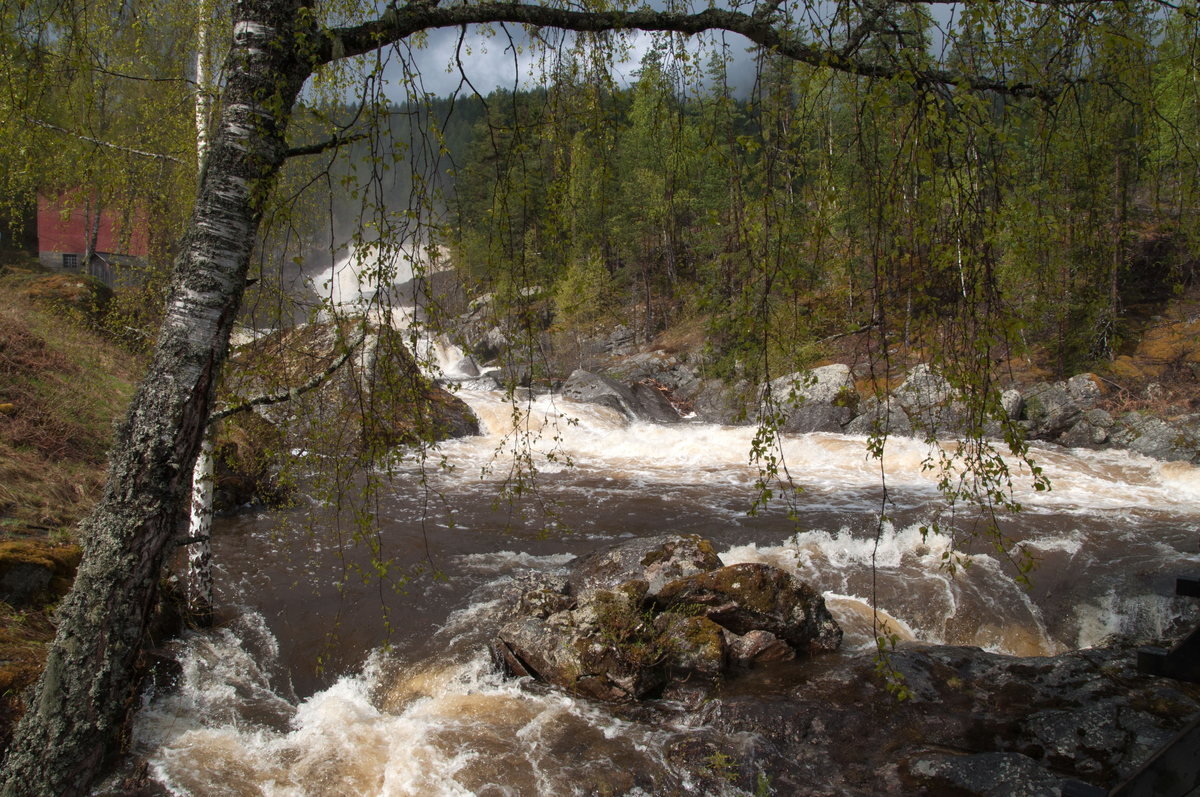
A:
188,0,215,627
1,2,315,791
195,0,210,165
187,435,215,626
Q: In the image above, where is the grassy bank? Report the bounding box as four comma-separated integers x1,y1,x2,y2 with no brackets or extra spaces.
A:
0,252,141,752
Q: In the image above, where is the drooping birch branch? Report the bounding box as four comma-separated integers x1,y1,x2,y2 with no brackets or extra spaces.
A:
207,325,370,425
26,117,187,164
284,132,369,159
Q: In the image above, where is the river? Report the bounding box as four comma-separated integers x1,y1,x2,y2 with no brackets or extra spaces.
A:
125,387,1200,796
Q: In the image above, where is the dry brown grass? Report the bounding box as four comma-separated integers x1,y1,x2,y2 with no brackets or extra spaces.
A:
0,270,139,758
0,275,140,536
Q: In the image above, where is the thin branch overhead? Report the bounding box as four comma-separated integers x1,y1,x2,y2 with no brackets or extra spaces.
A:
26,117,186,164
208,326,370,425
284,132,369,159
317,0,1163,101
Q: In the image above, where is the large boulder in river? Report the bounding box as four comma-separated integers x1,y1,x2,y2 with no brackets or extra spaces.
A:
225,321,479,458
844,395,913,437
566,533,723,598
892,364,968,439
653,562,843,654
1021,381,1083,440
491,535,841,704
561,369,680,423
761,365,858,433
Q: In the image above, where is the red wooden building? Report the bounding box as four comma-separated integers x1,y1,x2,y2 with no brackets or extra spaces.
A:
37,192,149,287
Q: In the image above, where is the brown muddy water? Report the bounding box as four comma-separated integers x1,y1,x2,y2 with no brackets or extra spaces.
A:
128,389,1200,796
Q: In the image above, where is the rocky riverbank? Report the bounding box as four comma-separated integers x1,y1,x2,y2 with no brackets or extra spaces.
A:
486,535,1200,797
450,307,1200,465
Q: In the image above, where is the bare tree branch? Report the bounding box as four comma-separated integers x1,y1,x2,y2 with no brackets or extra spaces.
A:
208,325,370,425
26,117,187,164
284,132,369,159
320,2,1080,100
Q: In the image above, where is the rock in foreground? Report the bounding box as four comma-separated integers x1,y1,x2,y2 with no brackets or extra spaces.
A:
692,641,1200,796
490,534,841,703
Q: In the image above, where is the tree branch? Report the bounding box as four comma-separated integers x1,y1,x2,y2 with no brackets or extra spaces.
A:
208,326,370,425
25,117,187,164
284,132,369,159
320,2,1074,100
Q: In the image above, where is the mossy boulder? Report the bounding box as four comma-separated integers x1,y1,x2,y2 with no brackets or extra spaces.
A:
223,320,479,463
0,541,81,606
566,533,723,599
492,535,841,704
654,562,843,654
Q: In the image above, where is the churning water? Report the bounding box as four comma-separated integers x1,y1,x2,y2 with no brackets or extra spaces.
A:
128,388,1200,796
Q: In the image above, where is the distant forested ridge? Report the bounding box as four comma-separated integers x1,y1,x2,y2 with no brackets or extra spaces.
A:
441,14,1200,386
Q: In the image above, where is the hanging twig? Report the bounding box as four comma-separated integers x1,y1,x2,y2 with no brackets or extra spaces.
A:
207,326,370,425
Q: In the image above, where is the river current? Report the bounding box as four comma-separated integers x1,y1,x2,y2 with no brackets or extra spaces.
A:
127,387,1200,796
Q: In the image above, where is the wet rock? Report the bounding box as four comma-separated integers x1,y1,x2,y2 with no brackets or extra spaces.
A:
725,629,796,665
561,369,680,424
655,613,728,676
653,562,843,653
1021,382,1083,439
567,533,723,599
762,365,858,433
694,642,1200,796
473,326,508,362
1109,412,1200,463
493,586,669,703
907,752,1063,797
691,379,753,425
493,535,841,704
891,364,970,439
844,395,913,438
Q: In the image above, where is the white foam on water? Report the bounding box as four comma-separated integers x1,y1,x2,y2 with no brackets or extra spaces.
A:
137,614,697,797
822,593,919,650
1073,590,1195,650
312,245,417,310
720,528,1061,657
1157,459,1200,501
428,392,1200,523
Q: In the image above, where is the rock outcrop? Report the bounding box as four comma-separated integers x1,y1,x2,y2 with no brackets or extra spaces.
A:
561,369,681,424
219,321,479,494
689,641,1200,796
762,364,859,433
490,534,842,703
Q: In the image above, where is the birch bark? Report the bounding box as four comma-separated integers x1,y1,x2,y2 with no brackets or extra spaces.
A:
187,0,216,626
